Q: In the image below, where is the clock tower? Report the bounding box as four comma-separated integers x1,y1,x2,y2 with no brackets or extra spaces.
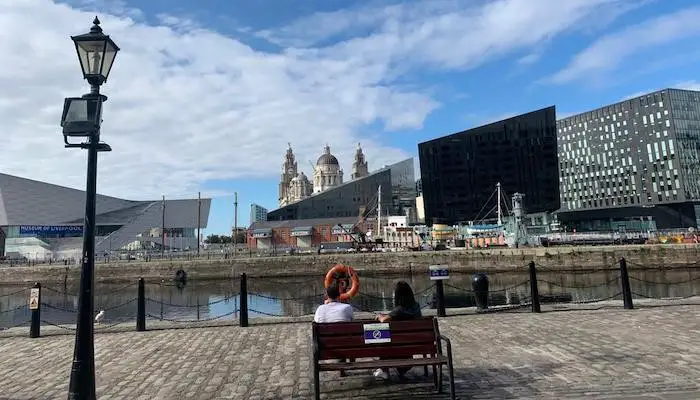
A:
279,143,298,207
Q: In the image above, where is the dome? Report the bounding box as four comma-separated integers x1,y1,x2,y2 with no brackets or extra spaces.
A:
316,144,339,166
291,172,309,183
317,153,339,166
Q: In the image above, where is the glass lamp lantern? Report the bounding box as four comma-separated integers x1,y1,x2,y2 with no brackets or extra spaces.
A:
71,17,120,85
61,97,103,137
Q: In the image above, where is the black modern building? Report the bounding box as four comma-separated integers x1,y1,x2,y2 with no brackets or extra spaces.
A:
418,106,560,226
267,158,416,221
556,88,700,231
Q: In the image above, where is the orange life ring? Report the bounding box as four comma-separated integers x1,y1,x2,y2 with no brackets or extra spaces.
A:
324,264,360,301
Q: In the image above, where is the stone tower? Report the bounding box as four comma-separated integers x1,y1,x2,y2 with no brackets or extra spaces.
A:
351,142,369,180
278,143,297,207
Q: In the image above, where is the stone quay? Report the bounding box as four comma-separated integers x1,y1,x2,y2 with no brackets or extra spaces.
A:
0,303,699,399
0,244,699,285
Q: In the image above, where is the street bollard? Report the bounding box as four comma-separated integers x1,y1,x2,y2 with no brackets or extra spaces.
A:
136,278,145,331
29,282,41,338
619,258,634,310
471,273,489,310
239,273,249,327
528,261,541,313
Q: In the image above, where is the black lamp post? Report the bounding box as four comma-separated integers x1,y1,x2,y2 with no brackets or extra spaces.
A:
62,16,119,400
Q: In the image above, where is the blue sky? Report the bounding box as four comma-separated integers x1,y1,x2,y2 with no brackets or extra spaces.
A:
3,1,700,236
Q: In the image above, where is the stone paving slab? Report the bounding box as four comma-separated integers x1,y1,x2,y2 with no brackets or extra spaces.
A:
0,305,699,399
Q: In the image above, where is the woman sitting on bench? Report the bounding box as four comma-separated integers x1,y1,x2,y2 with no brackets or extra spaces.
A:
373,280,422,380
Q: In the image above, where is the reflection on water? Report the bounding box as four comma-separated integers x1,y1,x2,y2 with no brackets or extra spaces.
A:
1,269,698,329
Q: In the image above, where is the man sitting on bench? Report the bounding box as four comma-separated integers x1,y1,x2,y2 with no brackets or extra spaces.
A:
373,280,422,380
314,283,353,323
314,283,354,376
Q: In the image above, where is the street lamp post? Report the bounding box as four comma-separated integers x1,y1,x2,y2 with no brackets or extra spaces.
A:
62,17,119,400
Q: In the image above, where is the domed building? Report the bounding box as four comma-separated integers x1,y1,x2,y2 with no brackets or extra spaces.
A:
288,172,312,203
277,143,369,207
313,145,343,193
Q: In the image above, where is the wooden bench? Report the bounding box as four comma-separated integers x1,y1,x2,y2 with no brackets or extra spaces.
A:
311,316,455,399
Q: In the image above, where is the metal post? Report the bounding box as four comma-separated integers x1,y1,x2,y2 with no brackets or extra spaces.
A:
161,195,165,258
234,192,238,258
239,273,248,327
29,282,41,338
68,122,99,399
136,278,145,331
435,280,446,317
619,258,634,310
471,272,490,311
197,192,201,257
528,261,541,313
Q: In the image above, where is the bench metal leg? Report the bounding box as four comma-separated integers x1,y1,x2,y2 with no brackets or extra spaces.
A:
313,363,320,400
447,358,455,399
432,365,438,389
437,365,443,393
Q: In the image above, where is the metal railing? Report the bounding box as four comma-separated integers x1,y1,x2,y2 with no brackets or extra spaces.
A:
1,258,698,337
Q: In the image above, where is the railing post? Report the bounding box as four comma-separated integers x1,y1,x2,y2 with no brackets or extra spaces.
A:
239,273,248,327
528,261,541,313
619,258,634,310
29,282,41,338
435,280,446,317
196,297,200,321
160,279,164,320
137,278,146,331
471,273,489,311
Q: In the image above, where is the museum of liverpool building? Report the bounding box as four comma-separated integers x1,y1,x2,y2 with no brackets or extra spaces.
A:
0,173,211,260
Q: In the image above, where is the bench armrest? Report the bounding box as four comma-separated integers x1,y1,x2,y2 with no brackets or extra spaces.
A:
438,334,452,356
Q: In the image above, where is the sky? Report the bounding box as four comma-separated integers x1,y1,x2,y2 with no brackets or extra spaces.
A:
2,0,700,236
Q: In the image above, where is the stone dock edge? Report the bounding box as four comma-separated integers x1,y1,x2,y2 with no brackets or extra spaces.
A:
1,244,699,284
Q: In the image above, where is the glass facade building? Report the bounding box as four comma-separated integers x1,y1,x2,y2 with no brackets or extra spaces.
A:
418,106,560,226
250,203,268,224
267,158,416,221
556,88,700,230
0,173,210,259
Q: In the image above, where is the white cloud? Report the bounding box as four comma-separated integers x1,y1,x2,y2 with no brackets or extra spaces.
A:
675,80,700,91
548,6,700,84
271,0,639,72
0,0,638,200
517,52,541,65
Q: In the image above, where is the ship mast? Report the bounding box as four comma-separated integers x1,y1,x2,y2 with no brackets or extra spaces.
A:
377,185,382,236
497,182,502,226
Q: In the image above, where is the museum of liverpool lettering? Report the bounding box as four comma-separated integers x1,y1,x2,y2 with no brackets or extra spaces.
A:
0,173,211,259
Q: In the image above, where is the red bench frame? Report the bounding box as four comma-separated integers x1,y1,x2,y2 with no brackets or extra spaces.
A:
311,316,455,399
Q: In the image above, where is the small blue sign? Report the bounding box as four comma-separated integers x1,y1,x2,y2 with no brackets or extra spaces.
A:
429,265,450,280
363,323,391,344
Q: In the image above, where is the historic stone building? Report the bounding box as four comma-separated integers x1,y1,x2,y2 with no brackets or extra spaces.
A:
313,144,344,194
351,142,369,180
277,143,370,207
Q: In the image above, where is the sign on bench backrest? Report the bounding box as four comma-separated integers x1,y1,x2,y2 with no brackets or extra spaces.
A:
363,323,391,344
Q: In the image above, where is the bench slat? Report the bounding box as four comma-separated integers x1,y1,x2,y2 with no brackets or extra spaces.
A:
315,318,434,336
318,356,448,371
320,344,437,360
318,331,436,349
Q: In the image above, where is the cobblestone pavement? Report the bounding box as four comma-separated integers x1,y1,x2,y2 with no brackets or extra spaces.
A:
0,305,699,399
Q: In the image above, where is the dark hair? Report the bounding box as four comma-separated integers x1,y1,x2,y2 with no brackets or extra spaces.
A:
393,281,416,308
326,284,340,300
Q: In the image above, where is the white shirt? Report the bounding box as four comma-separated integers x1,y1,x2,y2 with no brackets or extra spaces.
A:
313,301,353,323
